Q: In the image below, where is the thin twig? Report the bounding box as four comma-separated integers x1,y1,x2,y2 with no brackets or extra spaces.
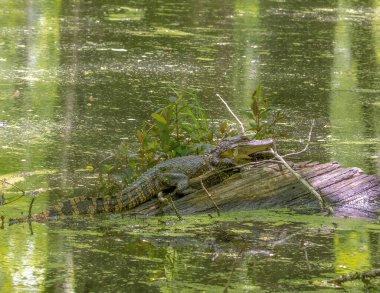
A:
302,240,311,271
269,148,333,215
0,194,24,206
269,229,305,248
167,196,182,220
0,193,4,205
0,179,25,196
157,192,182,220
283,119,315,158
28,197,36,220
0,179,26,206
28,221,34,235
200,179,221,216
223,245,247,293
216,94,245,134
98,153,115,165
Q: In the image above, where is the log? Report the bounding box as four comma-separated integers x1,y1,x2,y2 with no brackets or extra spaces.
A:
132,161,380,218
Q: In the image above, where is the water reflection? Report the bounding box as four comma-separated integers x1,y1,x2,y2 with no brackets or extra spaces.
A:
0,0,379,292
329,0,380,174
3,212,380,292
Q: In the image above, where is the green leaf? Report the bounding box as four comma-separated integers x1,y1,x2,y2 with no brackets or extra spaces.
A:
263,98,269,108
136,130,144,143
151,113,168,125
251,96,259,118
251,99,260,117
219,120,228,134
242,110,254,119
182,107,200,128
251,85,263,117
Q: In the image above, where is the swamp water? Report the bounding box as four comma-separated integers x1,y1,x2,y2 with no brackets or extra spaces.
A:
0,0,380,292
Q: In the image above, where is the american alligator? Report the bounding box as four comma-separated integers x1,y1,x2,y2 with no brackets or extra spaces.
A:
9,136,273,224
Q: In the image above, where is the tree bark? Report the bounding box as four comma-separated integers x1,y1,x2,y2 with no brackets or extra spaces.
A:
133,161,380,218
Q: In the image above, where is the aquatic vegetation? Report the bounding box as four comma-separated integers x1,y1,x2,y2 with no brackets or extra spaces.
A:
0,170,56,216
16,209,380,292
247,85,283,139
103,5,144,22
1,0,379,291
98,91,240,194
97,87,283,195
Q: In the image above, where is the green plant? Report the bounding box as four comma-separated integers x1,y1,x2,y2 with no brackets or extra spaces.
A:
98,87,282,195
248,85,283,139
98,91,238,195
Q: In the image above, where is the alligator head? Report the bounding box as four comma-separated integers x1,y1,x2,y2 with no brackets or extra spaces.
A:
212,135,274,161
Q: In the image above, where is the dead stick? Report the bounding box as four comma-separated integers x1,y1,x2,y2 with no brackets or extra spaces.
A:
283,119,315,158
201,180,221,216
0,194,24,206
269,148,333,215
28,221,34,235
0,179,25,196
28,197,36,220
167,196,182,220
158,192,182,220
216,94,245,134
327,269,380,284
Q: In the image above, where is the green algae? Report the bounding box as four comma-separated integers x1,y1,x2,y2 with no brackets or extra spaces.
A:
127,27,193,38
103,6,144,22
3,208,380,292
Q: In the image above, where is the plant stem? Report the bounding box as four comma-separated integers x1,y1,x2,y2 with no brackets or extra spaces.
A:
175,101,179,142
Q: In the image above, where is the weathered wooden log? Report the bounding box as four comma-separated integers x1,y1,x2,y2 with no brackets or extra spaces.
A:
132,161,380,218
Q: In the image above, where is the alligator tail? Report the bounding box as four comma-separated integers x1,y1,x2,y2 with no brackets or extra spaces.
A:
8,193,143,225
8,178,158,225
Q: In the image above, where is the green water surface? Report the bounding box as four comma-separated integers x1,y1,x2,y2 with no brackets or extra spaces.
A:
0,0,380,292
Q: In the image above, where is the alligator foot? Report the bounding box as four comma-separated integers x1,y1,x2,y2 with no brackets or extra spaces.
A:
157,192,182,220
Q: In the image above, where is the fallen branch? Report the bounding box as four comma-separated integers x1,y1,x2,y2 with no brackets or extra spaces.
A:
283,119,315,158
167,196,182,220
327,269,380,285
269,148,333,215
216,94,245,134
158,192,182,220
214,95,330,213
200,179,221,216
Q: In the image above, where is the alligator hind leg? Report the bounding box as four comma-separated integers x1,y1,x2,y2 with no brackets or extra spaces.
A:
159,172,193,195
156,172,191,218
157,191,182,219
